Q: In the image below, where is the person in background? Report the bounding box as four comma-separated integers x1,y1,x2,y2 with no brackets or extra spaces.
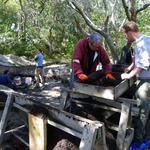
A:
121,21,150,141
120,42,133,65
71,32,115,83
0,70,13,87
34,48,44,88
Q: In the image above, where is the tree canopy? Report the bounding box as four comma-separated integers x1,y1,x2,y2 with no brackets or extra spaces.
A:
0,0,150,62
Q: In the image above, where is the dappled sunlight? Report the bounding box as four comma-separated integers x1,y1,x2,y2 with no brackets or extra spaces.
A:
0,54,33,66
0,85,14,93
101,89,113,100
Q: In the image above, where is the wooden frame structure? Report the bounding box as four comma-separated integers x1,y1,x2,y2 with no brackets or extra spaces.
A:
0,85,107,150
61,80,137,150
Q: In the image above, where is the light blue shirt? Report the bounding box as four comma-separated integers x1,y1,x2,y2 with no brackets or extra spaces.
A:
135,34,150,79
35,52,43,67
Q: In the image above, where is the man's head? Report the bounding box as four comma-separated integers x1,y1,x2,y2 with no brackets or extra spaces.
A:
122,21,139,42
38,48,43,53
88,32,103,50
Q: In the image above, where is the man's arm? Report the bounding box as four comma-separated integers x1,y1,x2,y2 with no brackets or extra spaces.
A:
121,67,142,79
72,40,84,76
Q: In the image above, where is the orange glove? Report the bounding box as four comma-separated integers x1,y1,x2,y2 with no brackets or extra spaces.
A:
78,73,88,81
105,73,116,80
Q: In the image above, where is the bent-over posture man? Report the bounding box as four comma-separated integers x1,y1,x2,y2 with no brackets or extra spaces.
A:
121,21,150,141
71,32,115,82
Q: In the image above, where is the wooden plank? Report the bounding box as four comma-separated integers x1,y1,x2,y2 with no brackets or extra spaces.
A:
73,82,114,100
47,119,82,138
117,97,138,105
29,114,47,150
60,91,70,110
123,128,134,150
115,78,135,99
0,93,14,145
12,132,29,147
72,99,121,112
13,103,30,113
62,87,122,108
115,80,129,100
116,102,131,150
71,78,135,100
4,125,26,134
79,122,107,150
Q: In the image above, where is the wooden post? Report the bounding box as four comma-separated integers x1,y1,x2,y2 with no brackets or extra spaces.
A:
60,91,69,110
29,114,47,150
116,102,131,150
0,93,14,145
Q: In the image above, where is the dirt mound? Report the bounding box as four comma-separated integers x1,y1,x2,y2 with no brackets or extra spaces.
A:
52,139,78,150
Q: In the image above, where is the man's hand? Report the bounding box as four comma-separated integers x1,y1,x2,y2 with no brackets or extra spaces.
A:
121,73,130,80
78,73,88,81
105,73,116,80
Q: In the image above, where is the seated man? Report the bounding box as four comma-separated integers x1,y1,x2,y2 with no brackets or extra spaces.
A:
0,70,13,87
71,32,115,83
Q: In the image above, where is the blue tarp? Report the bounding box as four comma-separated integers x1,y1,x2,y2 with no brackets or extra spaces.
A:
130,137,150,150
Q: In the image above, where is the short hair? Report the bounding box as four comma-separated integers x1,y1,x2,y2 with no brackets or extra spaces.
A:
89,32,103,43
38,48,43,53
123,21,138,33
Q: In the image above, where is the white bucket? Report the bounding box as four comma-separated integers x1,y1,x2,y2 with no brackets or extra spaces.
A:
25,77,32,85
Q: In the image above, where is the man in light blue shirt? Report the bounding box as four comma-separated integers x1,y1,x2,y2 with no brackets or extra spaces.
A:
34,48,44,87
121,21,150,141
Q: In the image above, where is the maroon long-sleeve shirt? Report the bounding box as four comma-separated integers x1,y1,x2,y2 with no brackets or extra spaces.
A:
72,36,111,76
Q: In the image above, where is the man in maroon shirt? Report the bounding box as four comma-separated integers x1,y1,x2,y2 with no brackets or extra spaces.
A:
72,32,115,82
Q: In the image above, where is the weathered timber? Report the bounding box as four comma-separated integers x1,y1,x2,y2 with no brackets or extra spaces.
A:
0,63,69,78
12,132,29,147
116,102,131,150
61,77,136,150
0,65,35,76
29,114,47,150
70,78,135,100
0,93,14,145
0,85,107,150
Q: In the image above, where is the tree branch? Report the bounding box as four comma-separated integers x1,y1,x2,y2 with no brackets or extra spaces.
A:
68,1,105,36
102,0,109,32
136,3,150,13
39,0,47,14
74,16,88,36
67,0,119,63
3,0,9,4
122,0,131,20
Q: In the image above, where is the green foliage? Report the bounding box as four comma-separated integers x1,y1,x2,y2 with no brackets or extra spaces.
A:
12,41,35,57
0,0,150,62
138,7,150,35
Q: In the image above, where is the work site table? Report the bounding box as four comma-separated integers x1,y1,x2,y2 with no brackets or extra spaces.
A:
0,85,108,150
61,78,138,150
